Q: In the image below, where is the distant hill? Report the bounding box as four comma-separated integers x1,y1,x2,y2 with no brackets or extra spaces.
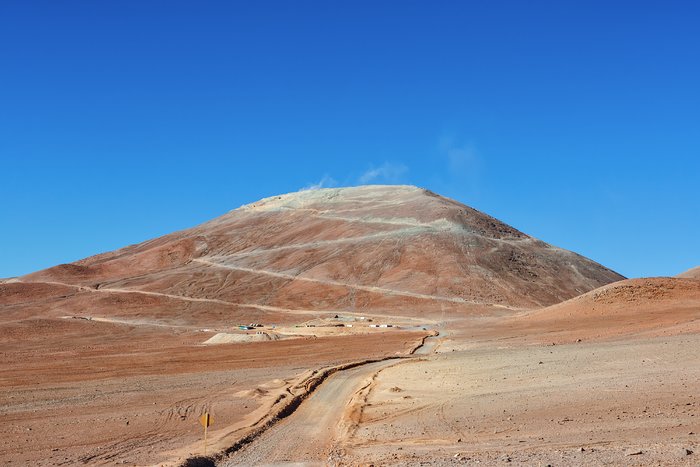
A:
677,266,700,279
510,277,700,340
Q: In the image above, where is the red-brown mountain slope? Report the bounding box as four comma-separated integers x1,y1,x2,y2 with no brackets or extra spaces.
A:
14,185,623,323
506,277,700,342
678,266,700,279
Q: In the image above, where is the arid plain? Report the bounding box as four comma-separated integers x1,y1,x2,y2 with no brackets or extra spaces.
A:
1,185,697,466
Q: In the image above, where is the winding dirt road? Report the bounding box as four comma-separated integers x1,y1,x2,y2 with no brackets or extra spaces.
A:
219,360,399,466
194,258,489,306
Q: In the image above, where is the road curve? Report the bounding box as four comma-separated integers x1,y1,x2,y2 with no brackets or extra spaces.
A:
219,360,397,466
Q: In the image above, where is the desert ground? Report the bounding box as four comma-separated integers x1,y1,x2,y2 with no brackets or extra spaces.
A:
1,186,697,466
217,280,699,466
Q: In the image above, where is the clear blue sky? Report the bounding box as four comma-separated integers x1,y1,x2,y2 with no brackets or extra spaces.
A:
1,1,698,279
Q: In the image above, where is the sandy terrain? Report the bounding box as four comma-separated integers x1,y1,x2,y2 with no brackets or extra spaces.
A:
444,277,700,349
1,318,427,465
2,186,696,466
678,266,700,279
345,333,699,466
221,360,404,466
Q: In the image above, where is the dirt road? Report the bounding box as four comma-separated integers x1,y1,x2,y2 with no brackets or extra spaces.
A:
220,360,399,466
194,258,487,306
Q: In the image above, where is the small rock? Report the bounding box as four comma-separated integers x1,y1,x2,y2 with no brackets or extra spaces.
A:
538,361,543,365
578,447,585,452
677,447,693,456
625,449,643,456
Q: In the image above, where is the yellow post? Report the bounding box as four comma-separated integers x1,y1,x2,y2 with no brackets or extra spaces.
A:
199,412,212,456
204,416,208,456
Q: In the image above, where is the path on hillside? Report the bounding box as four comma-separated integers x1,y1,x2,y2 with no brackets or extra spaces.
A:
216,224,443,258
19,279,437,326
15,279,343,317
16,257,515,310
218,359,401,466
194,258,497,306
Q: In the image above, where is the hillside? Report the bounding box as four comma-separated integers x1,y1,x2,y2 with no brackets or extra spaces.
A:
16,185,623,326
678,266,700,279
504,277,700,342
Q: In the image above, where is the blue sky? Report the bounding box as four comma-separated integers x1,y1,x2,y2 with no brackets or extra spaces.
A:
1,1,698,279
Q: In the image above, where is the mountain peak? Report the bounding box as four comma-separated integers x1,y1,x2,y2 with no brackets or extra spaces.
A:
224,184,528,242
240,185,426,211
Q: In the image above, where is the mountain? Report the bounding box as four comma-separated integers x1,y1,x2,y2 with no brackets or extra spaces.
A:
677,266,700,279
13,185,623,325
507,277,700,341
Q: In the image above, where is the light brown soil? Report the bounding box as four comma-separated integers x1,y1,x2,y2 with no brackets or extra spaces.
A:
457,277,700,347
678,266,700,279
344,333,699,466
210,274,699,466
0,311,425,466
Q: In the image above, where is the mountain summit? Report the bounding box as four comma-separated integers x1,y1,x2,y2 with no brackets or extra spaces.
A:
19,185,623,321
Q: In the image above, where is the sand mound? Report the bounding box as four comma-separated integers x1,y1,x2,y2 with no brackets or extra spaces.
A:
511,278,700,340
203,332,278,344
677,266,700,279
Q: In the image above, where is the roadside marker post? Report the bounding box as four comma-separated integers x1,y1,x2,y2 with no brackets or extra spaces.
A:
199,412,213,455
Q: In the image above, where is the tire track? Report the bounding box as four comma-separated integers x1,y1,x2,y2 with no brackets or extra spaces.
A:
218,360,401,466
16,280,366,318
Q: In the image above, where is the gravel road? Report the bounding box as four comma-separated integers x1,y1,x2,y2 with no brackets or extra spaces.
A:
220,360,396,466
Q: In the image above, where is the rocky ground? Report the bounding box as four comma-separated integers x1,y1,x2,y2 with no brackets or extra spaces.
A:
346,333,698,466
